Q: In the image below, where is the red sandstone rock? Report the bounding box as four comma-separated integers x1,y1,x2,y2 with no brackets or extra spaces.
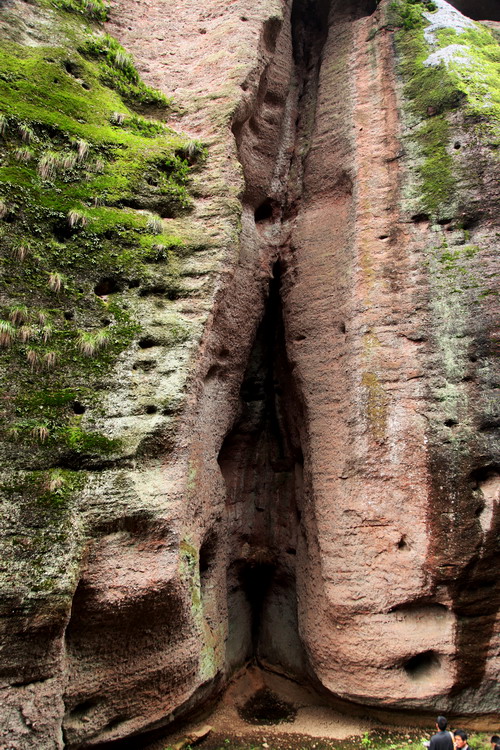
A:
1,0,499,747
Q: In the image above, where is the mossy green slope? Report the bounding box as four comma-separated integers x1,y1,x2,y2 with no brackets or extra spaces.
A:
390,0,499,218
0,0,205,472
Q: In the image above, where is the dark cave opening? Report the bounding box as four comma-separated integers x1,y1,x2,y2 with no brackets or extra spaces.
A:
218,263,307,678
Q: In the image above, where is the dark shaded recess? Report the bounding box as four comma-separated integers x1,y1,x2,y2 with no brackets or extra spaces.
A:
218,262,307,676
429,462,500,693
138,335,159,349
90,674,225,750
254,199,275,224
389,601,449,613
404,650,441,680
68,697,100,718
94,277,122,296
447,0,500,21
63,576,190,744
63,60,83,77
199,530,218,600
240,561,276,649
238,688,297,725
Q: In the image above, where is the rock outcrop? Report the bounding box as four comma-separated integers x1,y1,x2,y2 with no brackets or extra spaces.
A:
0,0,498,747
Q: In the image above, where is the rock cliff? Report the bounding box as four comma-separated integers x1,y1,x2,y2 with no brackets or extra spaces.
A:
0,0,498,747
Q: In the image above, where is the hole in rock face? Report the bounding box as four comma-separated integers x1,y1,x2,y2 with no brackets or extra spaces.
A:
470,464,500,487
144,404,157,414
137,336,158,349
404,650,441,680
446,0,500,21
63,60,82,77
254,199,275,224
68,698,100,718
397,535,408,549
72,401,86,415
133,358,156,371
238,688,297,725
94,277,121,296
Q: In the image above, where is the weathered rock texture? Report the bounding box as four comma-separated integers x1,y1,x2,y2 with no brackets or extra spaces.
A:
0,0,499,747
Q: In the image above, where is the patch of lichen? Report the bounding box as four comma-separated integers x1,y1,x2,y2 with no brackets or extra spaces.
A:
361,371,388,441
0,469,84,597
0,4,206,461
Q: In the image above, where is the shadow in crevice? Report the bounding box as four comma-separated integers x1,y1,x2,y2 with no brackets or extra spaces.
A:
446,0,500,21
218,262,307,681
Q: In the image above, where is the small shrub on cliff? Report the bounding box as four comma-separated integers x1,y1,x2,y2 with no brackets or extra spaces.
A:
53,0,109,22
0,320,16,348
77,328,109,356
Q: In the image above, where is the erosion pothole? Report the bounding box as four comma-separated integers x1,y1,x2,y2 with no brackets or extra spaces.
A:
238,688,297,725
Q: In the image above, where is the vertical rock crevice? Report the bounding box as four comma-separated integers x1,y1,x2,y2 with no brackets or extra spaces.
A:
218,261,306,679
219,0,378,682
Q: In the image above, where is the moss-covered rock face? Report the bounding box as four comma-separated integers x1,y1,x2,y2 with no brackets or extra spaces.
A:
389,0,499,712
0,1,216,744
391,0,499,219
0,0,207,470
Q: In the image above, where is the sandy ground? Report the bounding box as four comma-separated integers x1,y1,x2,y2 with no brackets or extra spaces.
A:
142,668,387,750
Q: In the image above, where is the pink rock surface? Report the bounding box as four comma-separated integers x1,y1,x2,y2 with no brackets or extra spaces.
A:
1,0,499,747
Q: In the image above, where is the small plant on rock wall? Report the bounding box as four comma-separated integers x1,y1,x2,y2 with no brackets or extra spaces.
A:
67,209,88,228
73,138,89,161
43,350,57,370
18,122,35,143
0,320,16,347
31,424,50,443
41,324,53,343
43,468,65,492
26,347,39,371
18,325,36,343
110,111,125,125
14,146,34,162
12,243,29,262
60,152,78,170
48,272,64,293
38,150,60,179
146,213,163,234
0,200,8,219
77,328,109,356
8,304,29,325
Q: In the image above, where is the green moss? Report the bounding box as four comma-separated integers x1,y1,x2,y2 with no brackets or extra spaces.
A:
0,4,205,458
392,1,461,217
52,0,109,22
417,116,455,215
393,1,500,219
78,33,172,108
433,25,500,139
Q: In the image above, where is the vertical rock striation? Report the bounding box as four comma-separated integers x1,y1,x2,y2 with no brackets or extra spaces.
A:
0,0,498,747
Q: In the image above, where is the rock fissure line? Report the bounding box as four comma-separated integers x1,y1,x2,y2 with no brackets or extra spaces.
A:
220,0,379,680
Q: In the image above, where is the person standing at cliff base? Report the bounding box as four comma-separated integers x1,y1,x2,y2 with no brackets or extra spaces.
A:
491,737,499,749
429,716,454,750
454,730,470,750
